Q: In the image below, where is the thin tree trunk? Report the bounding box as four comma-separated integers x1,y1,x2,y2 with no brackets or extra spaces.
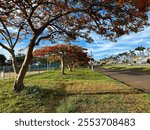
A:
60,55,65,75
10,50,19,78
68,65,72,71
69,67,71,71
14,37,36,92
72,64,75,70
91,64,94,71
68,64,74,71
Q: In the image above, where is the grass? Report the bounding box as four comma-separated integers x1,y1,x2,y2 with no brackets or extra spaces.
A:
103,64,150,72
0,68,150,112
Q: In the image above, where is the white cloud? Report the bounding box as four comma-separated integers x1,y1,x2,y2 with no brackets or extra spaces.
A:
84,26,150,60
6,27,18,33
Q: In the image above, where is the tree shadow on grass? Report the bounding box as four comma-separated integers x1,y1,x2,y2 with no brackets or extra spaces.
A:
8,85,150,113
10,81,149,113
19,83,67,113
66,89,145,96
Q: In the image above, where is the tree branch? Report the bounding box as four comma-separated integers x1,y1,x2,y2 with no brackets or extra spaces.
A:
0,29,11,46
13,25,23,49
11,0,36,33
35,31,60,46
38,8,87,34
0,42,11,53
0,19,13,46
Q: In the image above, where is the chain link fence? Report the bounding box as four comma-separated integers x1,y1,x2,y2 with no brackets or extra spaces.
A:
0,62,60,79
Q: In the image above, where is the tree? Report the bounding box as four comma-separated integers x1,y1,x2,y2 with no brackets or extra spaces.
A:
135,46,146,52
117,52,128,64
0,54,6,66
34,44,89,74
135,46,146,63
147,58,150,64
0,0,150,91
64,45,90,71
128,50,136,64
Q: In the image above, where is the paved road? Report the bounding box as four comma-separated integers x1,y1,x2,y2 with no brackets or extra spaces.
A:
97,68,150,93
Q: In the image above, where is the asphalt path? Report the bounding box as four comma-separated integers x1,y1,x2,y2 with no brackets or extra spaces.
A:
97,68,150,93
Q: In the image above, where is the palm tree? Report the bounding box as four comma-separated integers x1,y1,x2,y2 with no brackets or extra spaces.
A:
135,46,145,52
135,46,145,63
118,52,129,64
129,50,136,64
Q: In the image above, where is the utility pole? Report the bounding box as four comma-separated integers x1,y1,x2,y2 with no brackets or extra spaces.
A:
90,50,94,71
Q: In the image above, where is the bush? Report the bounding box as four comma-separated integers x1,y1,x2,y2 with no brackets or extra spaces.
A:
147,59,150,64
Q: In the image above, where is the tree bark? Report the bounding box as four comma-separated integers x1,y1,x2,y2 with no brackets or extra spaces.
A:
13,36,36,92
68,64,73,71
91,64,94,71
10,50,19,78
68,65,72,71
60,55,65,75
72,64,75,70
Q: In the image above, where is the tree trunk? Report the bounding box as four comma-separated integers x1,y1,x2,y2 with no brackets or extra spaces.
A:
72,64,75,70
13,36,36,92
10,51,19,78
91,64,94,71
14,75,25,91
68,65,72,71
68,64,74,71
60,56,65,75
69,67,71,71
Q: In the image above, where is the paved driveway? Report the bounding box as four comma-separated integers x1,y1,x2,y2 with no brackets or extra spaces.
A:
97,68,150,93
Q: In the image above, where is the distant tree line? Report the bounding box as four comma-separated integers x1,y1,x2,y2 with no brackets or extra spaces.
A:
0,54,6,66
100,46,150,65
34,44,90,74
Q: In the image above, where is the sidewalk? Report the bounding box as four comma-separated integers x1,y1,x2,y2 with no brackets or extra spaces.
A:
97,68,150,93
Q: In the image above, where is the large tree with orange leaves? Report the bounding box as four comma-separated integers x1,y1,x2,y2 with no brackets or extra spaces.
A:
0,0,150,91
34,44,89,74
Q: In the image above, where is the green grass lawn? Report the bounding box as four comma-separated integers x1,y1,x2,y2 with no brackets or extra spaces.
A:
103,64,150,72
0,68,150,113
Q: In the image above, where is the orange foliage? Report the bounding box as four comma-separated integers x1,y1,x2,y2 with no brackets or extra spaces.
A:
33,44,90,67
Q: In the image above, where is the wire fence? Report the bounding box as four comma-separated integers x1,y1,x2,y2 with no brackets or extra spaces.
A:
0,62,60,79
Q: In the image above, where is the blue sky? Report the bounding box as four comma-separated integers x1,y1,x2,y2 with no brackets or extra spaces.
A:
78,27,150,60
0,21,150,61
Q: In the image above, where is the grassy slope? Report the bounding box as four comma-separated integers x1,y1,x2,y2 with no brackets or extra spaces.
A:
103,64,150,72
0,68,150,113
